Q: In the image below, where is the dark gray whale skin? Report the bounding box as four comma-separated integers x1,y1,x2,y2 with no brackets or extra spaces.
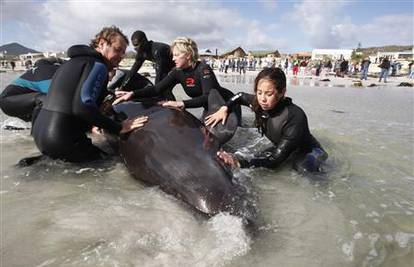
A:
112,102,246,216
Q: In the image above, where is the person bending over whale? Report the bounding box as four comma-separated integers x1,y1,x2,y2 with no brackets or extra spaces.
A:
32,26,148,163
118,30,175,100
113,37,241,143
0,57,65,122
205,67,328,173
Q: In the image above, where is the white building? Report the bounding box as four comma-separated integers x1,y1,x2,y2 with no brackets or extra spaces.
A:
311,49,353,60
18,51,66,62
376,50,413,60
199,48,215,57
19,52,44,61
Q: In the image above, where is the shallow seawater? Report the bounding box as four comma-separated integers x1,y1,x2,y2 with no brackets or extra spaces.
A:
1,71,413,266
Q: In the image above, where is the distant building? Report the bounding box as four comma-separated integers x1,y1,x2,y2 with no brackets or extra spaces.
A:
18,51,66,62
19,52,44,62
220,47,247,58
248,50,281,58
311,49,353,60
199,48,215,57
289,51,312,60
199,48,216,67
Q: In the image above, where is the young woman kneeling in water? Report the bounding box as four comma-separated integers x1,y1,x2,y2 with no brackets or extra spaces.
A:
205,67,328,173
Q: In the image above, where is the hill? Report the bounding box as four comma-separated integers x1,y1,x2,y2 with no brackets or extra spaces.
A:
0,42,40,56
360,45,413,56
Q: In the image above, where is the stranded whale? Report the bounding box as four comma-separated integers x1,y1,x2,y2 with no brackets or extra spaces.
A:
111,102,250,217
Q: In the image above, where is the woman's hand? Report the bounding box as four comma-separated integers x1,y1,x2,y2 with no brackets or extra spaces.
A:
162,101,184,110
113,91,134,105
120,116,148,134
216,150,240,168
205,106,228,127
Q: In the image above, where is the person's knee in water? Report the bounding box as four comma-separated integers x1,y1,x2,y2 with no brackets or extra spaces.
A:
0,58,64,122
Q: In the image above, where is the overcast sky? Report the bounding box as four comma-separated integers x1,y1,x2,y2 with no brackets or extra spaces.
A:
2,0,413,54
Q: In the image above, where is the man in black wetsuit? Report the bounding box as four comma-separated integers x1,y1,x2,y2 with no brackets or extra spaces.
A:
119,30,175,100
32,26,148,163
205,67,328,173
0,58,65,122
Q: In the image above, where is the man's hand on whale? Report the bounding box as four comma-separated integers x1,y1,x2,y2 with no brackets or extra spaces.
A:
113,90,134,105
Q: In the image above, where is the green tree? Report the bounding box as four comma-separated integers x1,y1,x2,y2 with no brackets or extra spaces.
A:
351,49,364,64
356,42,362,52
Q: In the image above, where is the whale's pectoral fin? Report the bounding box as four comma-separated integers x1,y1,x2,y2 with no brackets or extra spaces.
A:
206,89,239,145
16,154,46,167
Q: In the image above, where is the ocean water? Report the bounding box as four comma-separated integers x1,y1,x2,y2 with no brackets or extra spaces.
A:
1,71,413,267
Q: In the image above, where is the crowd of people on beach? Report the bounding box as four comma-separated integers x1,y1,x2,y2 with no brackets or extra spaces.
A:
199,55,413,82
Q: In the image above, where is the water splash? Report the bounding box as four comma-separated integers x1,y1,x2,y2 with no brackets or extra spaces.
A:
194,212,251,267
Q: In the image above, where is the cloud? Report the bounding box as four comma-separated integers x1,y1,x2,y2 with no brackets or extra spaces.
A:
243,20,289,51
3,0,296,53
4,0,411,53
258,0,278,10
290,0,413,49
2,1,250,52
335,14,413,47
290,0,350,48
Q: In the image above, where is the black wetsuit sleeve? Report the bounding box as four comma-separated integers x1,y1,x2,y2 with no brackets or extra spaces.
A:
107,75,123,92
132,69,178,98
237,108,306,169
236,139,295,168
182,66,216,108
225,92,254,108
72,62,122,134
121,53,144,89
154,47,172,83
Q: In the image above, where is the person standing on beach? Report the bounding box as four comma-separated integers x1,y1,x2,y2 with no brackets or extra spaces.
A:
224,57,230,73
360,57,371,80
408,61,414,79
292,59,299,76
284,58,289,74
32,26,148,163
119,30,175,100
324,60,332,75
378,57,391,83
340,59,348,77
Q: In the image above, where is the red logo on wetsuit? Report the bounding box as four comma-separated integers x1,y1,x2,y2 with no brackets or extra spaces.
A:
185,77,195,87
